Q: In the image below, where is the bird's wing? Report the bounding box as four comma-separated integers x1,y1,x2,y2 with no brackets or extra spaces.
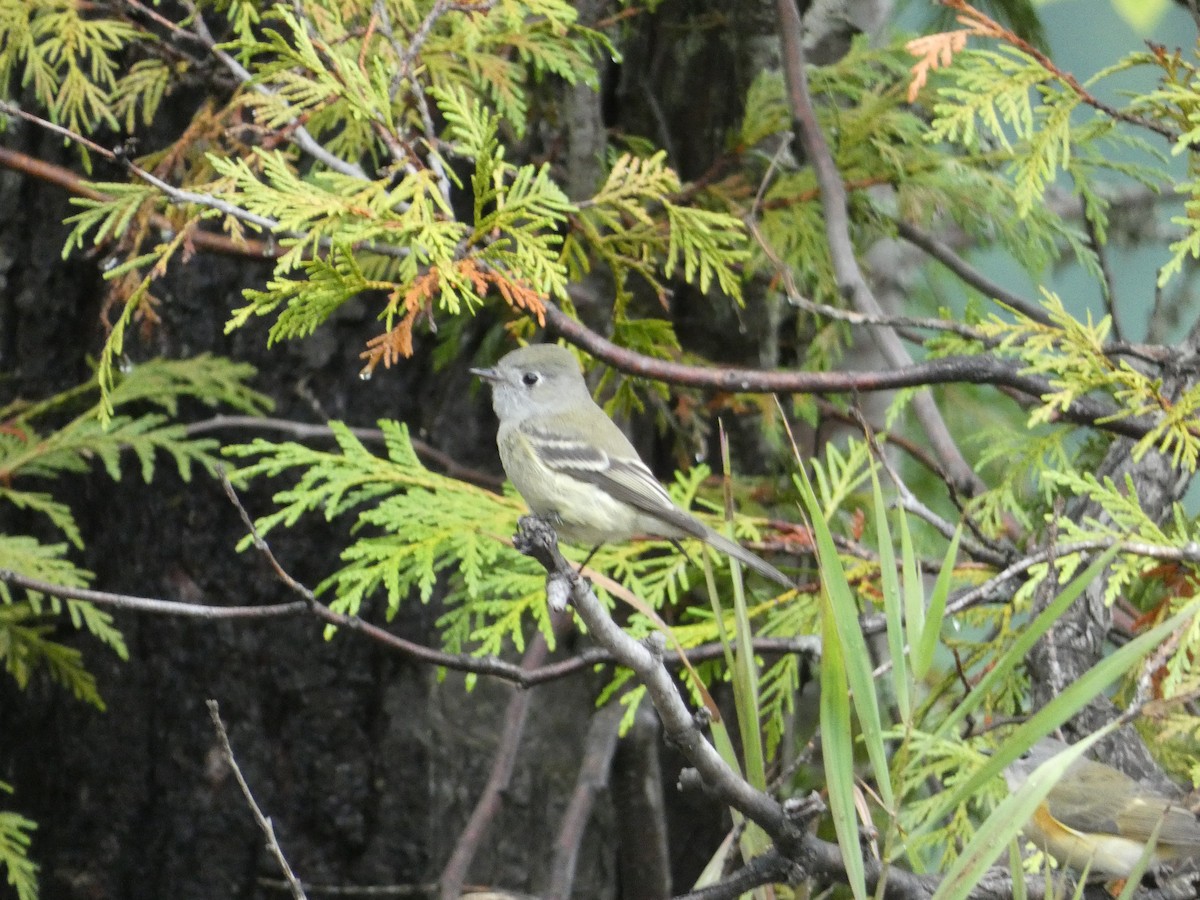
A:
524,423,704,539
1044,761,1200,852
1045,773,1125,836
524,421,794,588
1118,799,1200,849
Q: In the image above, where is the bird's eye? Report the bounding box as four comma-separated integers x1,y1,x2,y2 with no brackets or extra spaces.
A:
522,372,540,386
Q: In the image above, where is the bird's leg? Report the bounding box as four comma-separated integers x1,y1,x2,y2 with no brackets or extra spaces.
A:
670,538,701,570
578,544,603,573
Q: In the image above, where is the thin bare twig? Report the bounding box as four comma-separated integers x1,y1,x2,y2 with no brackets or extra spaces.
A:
891,219,1050,325
544,301,1153,442
207,700,308,900
0,569,308,619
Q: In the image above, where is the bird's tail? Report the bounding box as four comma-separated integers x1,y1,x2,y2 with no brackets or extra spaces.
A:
700,526,794,590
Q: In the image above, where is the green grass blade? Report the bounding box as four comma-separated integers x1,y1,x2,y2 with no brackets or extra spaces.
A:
797,466,894,811
872,467,911,723
900,509,924,671
820,604,867,900
913,526,961,680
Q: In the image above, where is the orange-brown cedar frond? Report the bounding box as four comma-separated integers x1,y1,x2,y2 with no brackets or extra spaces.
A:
904,0,1013,103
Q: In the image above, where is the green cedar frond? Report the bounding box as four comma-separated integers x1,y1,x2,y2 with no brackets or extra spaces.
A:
893,732,1001,865
1030,470,1189,607
594,318,679,420
110,59,172,131
977,291,1200,467
62,183,161,257
0,357,263,697
0,537,92,601
0,605,105,708
423,0,609,135
805,439,874,520
663,202,748,301
0,536,121,707
435,83,502,164
0,490,83,550
967,427,1072,536
0,803,38,900
225,420,540,650
573,151,748,306
927,47,1051,152
737,71,792,152
1132,381,1200,469
2,356,269,491
107,355,268,417
0,0,146,135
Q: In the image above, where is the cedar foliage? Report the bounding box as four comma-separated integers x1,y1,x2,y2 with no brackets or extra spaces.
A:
3,0,1200,897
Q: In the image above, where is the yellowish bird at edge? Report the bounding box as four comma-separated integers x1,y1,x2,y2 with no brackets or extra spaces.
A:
1005,738,1200,879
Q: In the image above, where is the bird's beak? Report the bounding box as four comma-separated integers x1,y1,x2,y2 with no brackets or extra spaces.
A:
470,366,500,382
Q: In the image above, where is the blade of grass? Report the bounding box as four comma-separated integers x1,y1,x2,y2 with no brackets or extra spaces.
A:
718,424,767,793
913,526,961,681
1114,816,1163,900
871,467,911,723
701,554,771,865
796,466,894,810
899,507,924,668
1007,839,1026,900
821,601,867,900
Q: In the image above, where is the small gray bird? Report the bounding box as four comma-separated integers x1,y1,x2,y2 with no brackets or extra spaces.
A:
471,344,794,589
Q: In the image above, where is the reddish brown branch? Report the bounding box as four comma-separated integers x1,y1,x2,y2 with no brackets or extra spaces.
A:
545,300,1150,440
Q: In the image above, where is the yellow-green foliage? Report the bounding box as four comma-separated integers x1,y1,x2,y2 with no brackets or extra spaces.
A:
8,0,1200,894
0,356,270,707
226,426,800,665
0,795,36,900
0,0,756,421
